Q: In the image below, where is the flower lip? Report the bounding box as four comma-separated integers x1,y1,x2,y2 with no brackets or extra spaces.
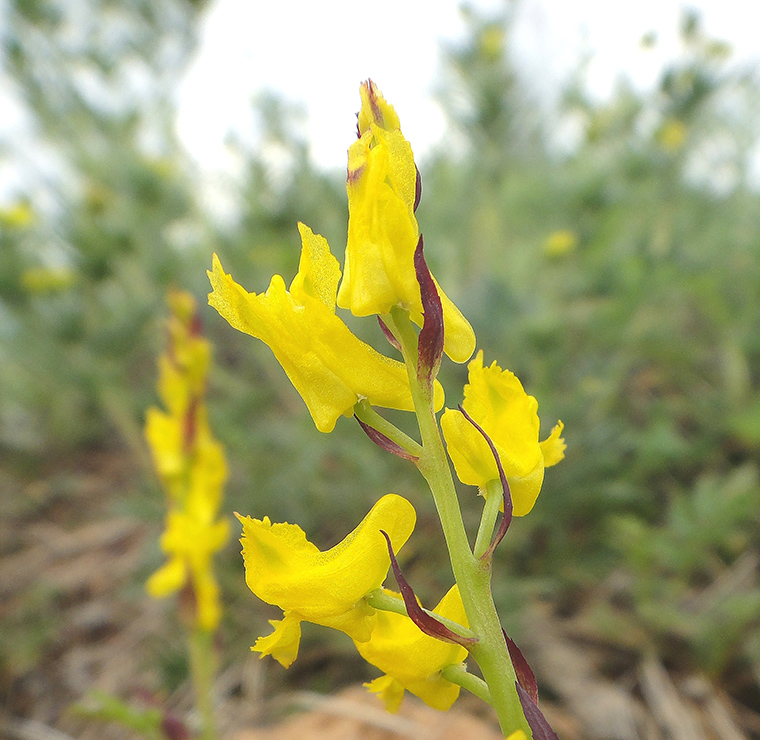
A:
238,493,417,666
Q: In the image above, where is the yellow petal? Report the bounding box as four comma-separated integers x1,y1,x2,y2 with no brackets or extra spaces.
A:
441,351,563,516
365,675,405,714
540,421,566,467
208,244,422,432
253,613,303,668
357,79,401,135
355,586,468,711
238,494,416,644
289,223,341,310
506,732,528,740
340,86,476,364
146,555,187,597
191,556,223,631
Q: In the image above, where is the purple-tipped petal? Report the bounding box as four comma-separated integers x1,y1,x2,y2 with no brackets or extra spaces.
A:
379,530,477,648
365,79,384,126
414,236,444,388
378,316,402,352
458,405,513,558
355,416,419,462
414,166,422,212
503,630,538,704
516,682,559,740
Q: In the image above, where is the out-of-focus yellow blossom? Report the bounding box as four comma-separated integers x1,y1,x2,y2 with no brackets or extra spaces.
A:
658,118,687,152
145,290,229,631
339,80,476,364
506,732,528,740
0,202,34,228
478,26,505,60
544,229,577,258
441,351,566,516
148,507,229,630
238,493,416,668
20,266,76,294
208,223,442,433
356,585,469,712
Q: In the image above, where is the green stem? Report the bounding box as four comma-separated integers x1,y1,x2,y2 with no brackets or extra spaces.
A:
441,664,493,705
188,627,217,740
365,588,477,640
387,307,529,738
473,480,505,560
354,400,423,458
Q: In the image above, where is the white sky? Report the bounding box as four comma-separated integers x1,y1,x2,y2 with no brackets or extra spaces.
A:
176,0,760,173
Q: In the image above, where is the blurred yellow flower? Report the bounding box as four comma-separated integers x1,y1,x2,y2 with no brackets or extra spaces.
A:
658,118,687,152
145,290,229,631
208,223,442,433
239,493,416,668
20,266,76,294
441,351,565,516
357,585,469,712
0,202,34,228
506,732,528,740
339,80,476,364
478,26,505,60
544,229,577,258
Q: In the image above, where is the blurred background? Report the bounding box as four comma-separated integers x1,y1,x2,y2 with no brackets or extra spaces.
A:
1,0,760,738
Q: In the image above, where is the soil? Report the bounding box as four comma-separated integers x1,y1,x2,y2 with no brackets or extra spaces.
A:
1,450,759,740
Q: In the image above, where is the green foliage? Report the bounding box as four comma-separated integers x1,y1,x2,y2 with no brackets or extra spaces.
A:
70,690,166,740
610,465,760,673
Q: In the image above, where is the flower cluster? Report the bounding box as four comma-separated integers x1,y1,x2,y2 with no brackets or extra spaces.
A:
208,81,565,733
146,290,229,631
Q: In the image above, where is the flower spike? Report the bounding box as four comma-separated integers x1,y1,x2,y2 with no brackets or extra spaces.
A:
515,682,560,740
379,530,477,648
355,416,419,462
503,629,538,704
415,236,444,390
458,404,513,559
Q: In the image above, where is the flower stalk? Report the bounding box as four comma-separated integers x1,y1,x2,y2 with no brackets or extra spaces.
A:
386,306,529,736
188,627,217,740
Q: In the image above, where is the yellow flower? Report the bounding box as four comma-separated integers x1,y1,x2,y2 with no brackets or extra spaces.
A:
339,80,476,364
20,266,76,294
147,505,230,630
0,202,34,228
356,585,469,712
145,290,229,631
544,229,577,258
208,223,442,433
441,351,565,516
506,732,528,740
658,118,687,152
238,493,416,668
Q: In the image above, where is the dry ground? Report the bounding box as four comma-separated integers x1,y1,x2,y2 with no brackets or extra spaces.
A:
1,451,758,740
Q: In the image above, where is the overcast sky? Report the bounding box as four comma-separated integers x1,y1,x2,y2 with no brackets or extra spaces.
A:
175,0,760,173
